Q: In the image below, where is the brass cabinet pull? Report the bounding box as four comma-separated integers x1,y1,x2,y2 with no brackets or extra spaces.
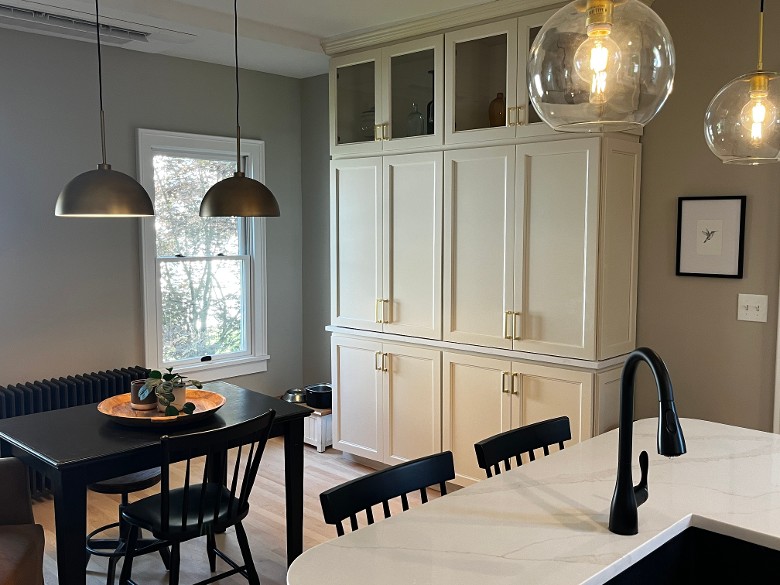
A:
507,106,516,126
382,352,389,372
503,311,513,339
516,105,526,126
383,299,390,323
382,123,390,140
501,371,511,393
375,351,383,371
512,311,522,341
373,124,381,141
511,372,519,394
375,299,382,323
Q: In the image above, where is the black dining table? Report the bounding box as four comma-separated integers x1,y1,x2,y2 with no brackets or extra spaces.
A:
0,380,310,585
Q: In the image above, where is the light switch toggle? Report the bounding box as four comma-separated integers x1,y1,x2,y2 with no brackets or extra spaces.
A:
737,294,768,322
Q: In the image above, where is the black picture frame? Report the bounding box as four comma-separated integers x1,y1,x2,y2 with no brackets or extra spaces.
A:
675,196,746,278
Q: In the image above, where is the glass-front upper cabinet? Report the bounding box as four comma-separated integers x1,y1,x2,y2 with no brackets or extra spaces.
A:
445,11,557,145
330,36,443,156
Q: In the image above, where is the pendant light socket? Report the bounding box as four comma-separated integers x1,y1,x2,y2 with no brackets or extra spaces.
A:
55,0,153,217
199,0,280,218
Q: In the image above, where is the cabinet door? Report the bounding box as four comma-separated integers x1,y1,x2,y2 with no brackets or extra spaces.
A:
514,9,558,137
513,362,594,445
330,49,383,156
442,352,514,485
444,147,515,349
383,344,441,465
381,36,444,151
513,138,600,359
383,152,442,339
332,336,384,459
445,19,518,144
597,138,641,359
331,159,383,331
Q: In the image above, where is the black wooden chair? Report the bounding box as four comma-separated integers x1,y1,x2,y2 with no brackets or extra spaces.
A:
320,451,455,537
117,409,276,585
86,468,170,585
474,416,571,478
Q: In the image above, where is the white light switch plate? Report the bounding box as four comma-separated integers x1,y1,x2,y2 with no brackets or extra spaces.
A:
738,294,768,322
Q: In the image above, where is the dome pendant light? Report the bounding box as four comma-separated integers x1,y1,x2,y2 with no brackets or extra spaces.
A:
199,0,280,218
527,0,676,133
705,0,780,164
55,0,153,217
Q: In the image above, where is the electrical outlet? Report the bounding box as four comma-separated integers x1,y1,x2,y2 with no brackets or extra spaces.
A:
737,294,768,323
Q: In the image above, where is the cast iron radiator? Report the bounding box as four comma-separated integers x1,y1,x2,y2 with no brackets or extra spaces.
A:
0,366,151,496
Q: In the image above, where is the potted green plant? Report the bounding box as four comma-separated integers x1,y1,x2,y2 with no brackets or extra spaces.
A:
138,368,203,416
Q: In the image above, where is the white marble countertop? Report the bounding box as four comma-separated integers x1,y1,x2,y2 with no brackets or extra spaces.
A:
287,418,780,585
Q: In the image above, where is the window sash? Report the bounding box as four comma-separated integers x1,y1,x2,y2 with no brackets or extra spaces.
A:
137,129,269,381
156,256,253,367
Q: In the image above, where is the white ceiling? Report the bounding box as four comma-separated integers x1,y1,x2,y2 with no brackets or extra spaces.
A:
0,0,496,78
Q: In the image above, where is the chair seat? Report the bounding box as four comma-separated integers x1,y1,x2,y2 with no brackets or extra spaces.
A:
0,524,45,585
89,468,162,495
122,483,249,540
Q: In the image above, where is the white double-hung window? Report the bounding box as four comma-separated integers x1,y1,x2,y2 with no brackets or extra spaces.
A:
137,129,269,380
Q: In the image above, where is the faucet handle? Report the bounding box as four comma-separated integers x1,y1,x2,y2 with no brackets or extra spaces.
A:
634,450,649,507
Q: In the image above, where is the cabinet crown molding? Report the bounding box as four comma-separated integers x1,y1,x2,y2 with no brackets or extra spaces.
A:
321,0,655,56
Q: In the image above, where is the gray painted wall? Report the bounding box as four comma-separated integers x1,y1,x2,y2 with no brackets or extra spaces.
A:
635,0,780,430
300,74,332,386
0,28,304,396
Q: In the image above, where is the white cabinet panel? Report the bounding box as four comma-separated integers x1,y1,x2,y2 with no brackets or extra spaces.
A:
383,153,442,339
443,351,595,486
515,138,600,358
443,146,515,348
442,352,513,485
332,336,383,459
330,159,383,331
384,343,442,464
333,336,441,465
332,154,442,338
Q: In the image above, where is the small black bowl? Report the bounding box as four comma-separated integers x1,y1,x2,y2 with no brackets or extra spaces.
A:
304,383,332,409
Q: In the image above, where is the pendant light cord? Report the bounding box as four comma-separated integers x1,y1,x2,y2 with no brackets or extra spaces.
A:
758,0,765,71
95,0,107,166
234,0,242,175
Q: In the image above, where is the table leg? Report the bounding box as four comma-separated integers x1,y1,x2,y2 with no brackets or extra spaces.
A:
283,418,304,566
52,472,87,585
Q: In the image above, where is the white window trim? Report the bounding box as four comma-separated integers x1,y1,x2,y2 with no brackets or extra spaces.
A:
137,128,269,382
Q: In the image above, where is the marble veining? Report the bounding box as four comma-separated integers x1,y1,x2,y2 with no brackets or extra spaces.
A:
287,419,780,585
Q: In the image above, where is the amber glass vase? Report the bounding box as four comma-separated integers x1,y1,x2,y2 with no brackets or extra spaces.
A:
488,92,506,127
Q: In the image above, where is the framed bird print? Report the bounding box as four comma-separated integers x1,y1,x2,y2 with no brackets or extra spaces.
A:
676,196,746,278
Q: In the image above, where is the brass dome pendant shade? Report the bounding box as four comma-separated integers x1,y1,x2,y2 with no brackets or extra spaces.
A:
704,0,780,164
199,0,280,218
55,0,153,217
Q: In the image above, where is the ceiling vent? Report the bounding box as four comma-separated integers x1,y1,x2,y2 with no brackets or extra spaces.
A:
0,3,150,45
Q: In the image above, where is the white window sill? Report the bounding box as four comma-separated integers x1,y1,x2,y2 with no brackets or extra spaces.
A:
168,355,270,383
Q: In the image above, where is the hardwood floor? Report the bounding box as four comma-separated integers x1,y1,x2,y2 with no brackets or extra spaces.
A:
32,438,381,585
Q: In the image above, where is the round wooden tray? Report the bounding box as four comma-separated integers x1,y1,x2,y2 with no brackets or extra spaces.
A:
97,389,226,427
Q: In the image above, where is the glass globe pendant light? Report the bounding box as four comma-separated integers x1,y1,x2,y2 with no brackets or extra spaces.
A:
527,0,676,133
199,0,280,218
704,0,780,164
55,0,153,217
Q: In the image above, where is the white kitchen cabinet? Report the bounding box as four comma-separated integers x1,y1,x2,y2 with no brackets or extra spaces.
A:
444,10,557,145
331,152,442,339
442,351,594,485
330,36,444,156
443,136,641,360
332,335,441,464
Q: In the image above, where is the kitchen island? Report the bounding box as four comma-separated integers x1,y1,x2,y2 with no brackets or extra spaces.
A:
287,418,780,584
